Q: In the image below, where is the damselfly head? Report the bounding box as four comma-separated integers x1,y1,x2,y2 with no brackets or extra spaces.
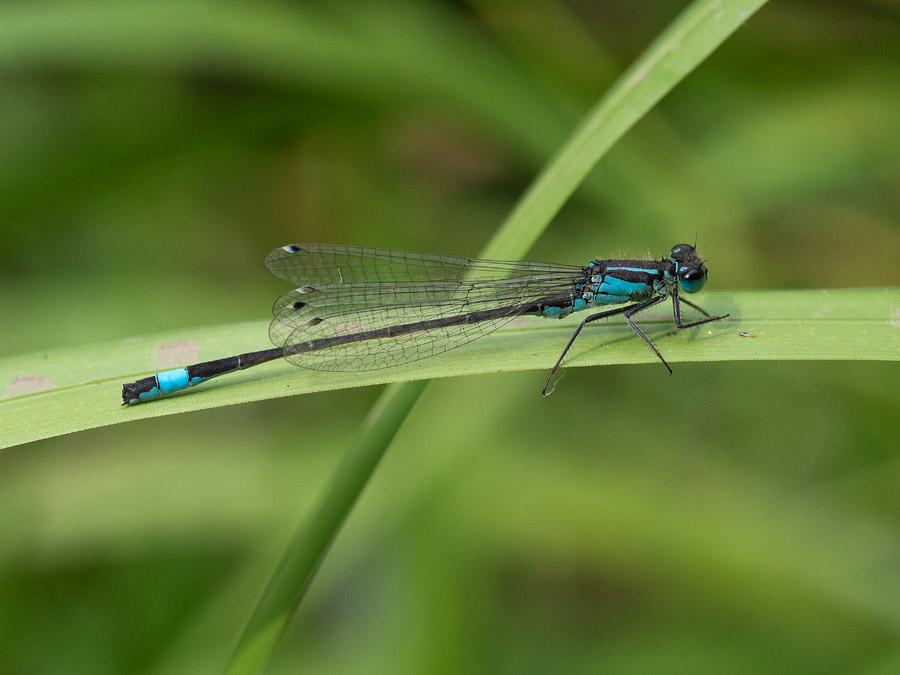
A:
669,243,708,294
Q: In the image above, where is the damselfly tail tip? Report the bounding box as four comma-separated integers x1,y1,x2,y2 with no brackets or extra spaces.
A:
121,375,159,406
121,382,137,406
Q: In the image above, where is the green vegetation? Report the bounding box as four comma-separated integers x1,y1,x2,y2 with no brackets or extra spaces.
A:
1,1,898,673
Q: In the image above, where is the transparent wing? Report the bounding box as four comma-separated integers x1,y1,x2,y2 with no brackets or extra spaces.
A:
264,244,582,286
268,274,578,347
266,245,586,358
278,289,575,372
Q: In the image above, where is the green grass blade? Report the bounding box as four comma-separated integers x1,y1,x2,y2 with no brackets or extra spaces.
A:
7,286,895,449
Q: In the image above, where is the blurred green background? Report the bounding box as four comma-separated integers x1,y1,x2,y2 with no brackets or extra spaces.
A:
2,0,900,673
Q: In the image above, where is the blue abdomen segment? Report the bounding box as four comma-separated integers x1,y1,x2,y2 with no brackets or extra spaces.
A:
123,367,195,405
122,350,283,405
157,368,191,395
123,361,226,405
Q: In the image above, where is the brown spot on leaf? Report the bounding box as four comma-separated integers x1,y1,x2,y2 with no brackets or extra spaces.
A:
3,374,54,398
152,341,198,369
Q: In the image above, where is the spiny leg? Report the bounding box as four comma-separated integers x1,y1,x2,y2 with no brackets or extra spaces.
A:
541,297,664,397
622,296,672,374
672,287,730,329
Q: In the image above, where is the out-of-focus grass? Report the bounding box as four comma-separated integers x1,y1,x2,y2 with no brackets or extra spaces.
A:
1,1,899,674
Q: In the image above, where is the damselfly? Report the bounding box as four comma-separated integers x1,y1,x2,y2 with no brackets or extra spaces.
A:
122,243,728,405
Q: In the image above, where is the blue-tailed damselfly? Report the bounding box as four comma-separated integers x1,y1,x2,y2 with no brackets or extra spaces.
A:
122,243,728,404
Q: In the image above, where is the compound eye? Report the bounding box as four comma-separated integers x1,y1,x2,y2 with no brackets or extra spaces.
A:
680,268,704,282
